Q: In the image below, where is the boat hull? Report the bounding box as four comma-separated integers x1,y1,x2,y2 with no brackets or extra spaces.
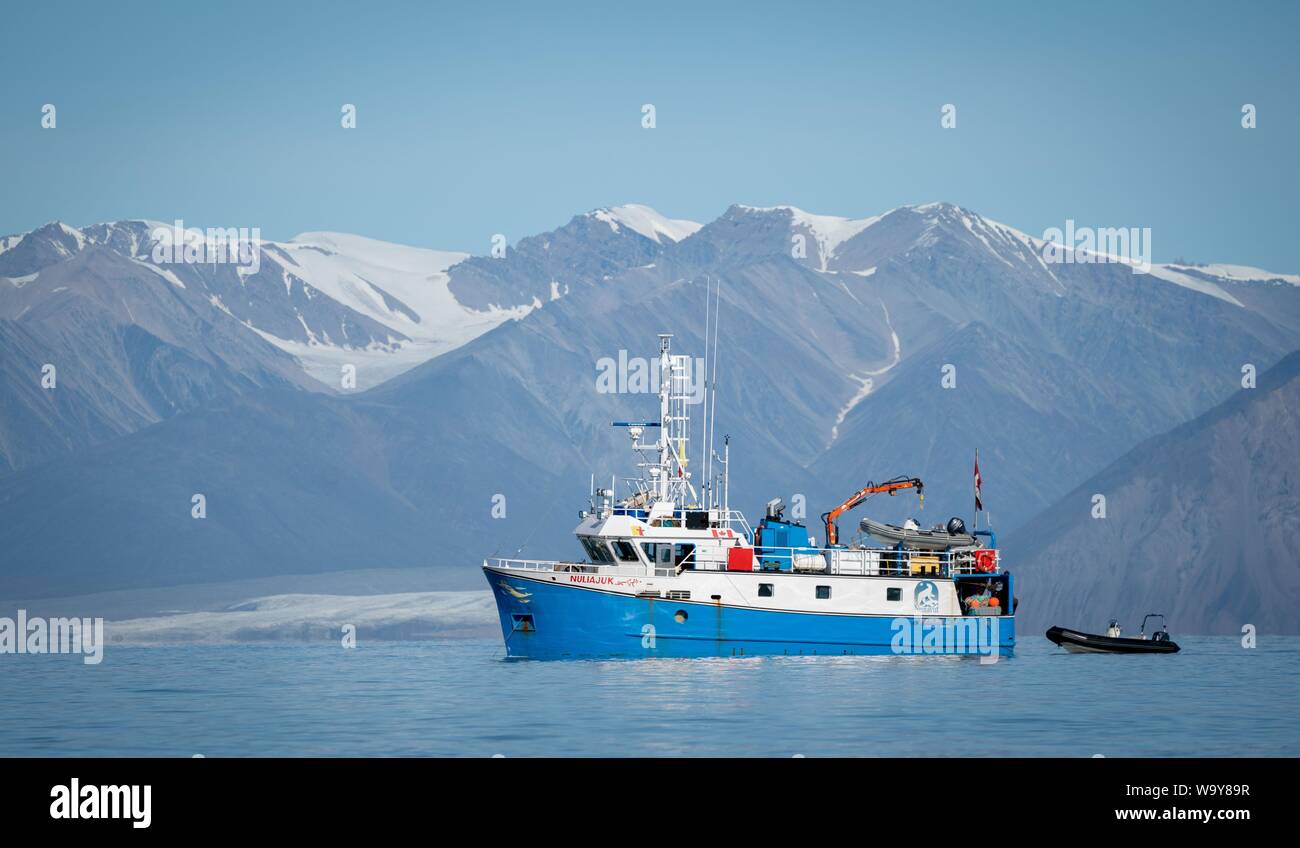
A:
1046,626,1180,654
485,566,1014,660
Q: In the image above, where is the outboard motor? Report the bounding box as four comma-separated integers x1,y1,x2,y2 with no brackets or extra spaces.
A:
946,516,967,535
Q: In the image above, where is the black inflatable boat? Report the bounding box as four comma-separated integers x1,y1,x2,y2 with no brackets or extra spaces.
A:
1046,615,1180,654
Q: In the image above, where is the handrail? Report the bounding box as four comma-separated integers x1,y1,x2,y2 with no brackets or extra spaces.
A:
743,544,996,577
488,544,999,579
607,506,753,538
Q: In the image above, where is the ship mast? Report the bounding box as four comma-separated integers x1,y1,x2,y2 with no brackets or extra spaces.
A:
657,334,672,502
651,333,698,508
613,335,699,511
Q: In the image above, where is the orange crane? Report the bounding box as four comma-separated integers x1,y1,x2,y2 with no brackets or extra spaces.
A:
822,476,924,547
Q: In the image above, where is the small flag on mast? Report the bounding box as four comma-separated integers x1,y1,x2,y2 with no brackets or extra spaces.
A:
974,452,983,513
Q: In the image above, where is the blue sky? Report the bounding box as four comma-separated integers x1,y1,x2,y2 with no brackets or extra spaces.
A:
2,0,1297,269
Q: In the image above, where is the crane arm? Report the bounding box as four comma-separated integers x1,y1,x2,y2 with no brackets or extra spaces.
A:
822,476,924,547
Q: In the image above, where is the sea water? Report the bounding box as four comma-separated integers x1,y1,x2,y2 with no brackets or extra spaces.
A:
1,636,1295,757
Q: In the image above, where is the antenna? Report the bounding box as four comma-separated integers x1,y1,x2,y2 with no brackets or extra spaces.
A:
708,277,722,507
723,434,730,518
701,274,711,508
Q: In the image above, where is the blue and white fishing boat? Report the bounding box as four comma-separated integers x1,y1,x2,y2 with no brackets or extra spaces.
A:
484,334,1015,660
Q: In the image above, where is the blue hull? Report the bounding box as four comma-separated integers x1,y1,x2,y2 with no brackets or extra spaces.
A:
485,567,1015,660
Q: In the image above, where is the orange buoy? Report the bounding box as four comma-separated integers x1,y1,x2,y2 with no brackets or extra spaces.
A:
988,597,1001,607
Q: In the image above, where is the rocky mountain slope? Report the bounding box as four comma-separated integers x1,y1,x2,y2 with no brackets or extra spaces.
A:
1005,350,1300,635
1,202,1296,599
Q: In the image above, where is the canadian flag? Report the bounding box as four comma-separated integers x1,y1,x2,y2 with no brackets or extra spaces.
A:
974,455,983,512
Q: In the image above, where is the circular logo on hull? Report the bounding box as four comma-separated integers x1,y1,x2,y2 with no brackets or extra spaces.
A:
914,580,940,613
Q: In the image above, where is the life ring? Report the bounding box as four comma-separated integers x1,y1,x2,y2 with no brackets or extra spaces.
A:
973,549,998,573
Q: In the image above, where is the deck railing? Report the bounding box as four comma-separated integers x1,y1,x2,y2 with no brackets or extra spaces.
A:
607,505,754,539
487,544,998,579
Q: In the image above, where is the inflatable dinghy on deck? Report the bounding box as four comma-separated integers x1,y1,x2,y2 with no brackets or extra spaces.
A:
859,516,977,550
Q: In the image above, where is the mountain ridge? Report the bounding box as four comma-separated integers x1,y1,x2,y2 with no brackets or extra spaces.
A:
2,200,1297,602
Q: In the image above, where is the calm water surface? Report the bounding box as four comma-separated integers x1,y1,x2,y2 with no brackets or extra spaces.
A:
1,636,1295,757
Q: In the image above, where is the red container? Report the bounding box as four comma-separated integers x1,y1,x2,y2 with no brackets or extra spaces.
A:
727,547,754,572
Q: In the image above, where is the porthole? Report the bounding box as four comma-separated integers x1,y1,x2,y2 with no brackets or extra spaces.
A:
674,610,688,623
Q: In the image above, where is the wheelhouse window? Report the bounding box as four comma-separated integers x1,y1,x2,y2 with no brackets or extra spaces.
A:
641,542,674,569
816,585,831,600
758,583,774,597
579,536,613,563
610,540,640,563
640,542,699,571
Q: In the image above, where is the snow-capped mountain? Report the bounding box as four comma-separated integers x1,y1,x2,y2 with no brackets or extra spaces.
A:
1,221,316,472
0,219,530,390
7,203,1289,412
734,204,884,272
1,201,1297,618
238,231,519,387
443,204,701,311
588,204,702,244
0,205,706,473
0,218,543,470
